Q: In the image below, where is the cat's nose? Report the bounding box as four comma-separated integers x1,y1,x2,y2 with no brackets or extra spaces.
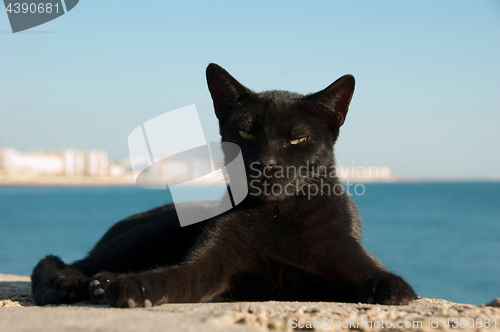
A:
260,157,277,168
263,164,275,172
261,158,277,174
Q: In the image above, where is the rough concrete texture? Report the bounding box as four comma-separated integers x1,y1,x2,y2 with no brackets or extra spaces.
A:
1,274,499,331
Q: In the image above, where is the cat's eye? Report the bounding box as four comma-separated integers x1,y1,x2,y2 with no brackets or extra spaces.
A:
239,131,255,140
289,136,308,145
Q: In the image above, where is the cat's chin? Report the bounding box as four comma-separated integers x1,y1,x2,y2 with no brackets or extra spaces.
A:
246,179,304,202
261,195,286,202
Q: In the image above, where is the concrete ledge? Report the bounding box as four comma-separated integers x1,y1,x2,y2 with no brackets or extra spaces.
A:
1,274,499,331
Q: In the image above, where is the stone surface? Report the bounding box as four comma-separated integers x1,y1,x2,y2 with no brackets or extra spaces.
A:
487,298,500,308
1,274,499,331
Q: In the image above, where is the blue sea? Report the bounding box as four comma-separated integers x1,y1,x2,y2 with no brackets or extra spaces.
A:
0,183,498,305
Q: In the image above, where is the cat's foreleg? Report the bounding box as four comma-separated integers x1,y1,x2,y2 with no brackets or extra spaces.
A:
329,240,418,305
274,235,417,305
104,222,252,308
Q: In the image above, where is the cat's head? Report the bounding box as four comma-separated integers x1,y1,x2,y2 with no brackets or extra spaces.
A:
206,63,355,202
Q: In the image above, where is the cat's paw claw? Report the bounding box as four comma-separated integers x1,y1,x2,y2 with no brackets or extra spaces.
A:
89,280,100,287
93,288,105,296
105,273,166,308
88,271,118,304
356,272,417,305
127,299,137,308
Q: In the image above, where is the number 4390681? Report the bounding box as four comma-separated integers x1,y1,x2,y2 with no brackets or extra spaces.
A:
6,3,59,14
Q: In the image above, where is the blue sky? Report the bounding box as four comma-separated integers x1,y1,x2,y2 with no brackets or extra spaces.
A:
1,0,499,179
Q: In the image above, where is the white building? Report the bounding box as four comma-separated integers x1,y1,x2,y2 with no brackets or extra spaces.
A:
0,148,110,177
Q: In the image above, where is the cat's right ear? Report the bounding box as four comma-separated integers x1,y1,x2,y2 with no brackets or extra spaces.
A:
306,74,355,128
206,64,252,120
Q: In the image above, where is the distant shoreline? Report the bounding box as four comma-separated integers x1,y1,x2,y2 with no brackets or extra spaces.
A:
0,176,136,187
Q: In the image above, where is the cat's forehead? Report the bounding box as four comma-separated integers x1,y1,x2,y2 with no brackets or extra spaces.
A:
258,90,303,100
249,91,315,132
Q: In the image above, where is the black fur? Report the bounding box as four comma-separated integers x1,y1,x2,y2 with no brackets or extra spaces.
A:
31,64,417,307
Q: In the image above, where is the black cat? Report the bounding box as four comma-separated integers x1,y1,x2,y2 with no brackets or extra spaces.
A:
31,64,417,308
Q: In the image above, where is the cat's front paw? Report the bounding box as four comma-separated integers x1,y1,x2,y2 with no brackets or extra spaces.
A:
89,271,118,304
50,272,89,304
105,272,167,308
31,255,89,305
356,272,417,305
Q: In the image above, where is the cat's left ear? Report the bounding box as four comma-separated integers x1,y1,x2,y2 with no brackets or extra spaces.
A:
306,75,355,127
206,63,253,120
